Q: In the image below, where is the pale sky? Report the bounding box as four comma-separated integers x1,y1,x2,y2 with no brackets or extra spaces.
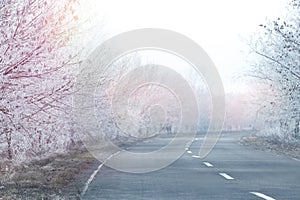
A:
76,0,287,93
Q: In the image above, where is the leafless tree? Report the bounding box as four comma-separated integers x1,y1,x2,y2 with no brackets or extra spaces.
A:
0,0,80,163
249,0,300,142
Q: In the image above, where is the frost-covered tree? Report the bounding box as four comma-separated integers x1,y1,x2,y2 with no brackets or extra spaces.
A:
250,0,300,142
0,0,80,162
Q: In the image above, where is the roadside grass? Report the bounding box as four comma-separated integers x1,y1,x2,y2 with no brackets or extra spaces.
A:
240,132,300,160
0,147,96,199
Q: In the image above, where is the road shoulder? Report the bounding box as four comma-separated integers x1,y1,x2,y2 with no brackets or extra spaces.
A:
240,133,300,160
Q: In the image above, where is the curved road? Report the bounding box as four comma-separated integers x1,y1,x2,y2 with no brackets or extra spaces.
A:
82,131,300,200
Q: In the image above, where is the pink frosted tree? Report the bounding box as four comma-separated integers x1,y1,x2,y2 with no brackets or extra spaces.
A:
0,0,80,163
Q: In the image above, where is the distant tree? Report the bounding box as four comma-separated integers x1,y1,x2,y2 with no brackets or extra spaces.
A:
249,0,300,141
0,0,80,162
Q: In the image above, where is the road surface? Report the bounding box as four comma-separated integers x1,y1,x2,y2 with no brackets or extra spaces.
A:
81,131,300,200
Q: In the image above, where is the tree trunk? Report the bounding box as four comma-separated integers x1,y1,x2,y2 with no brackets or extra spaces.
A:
5,129,12,160
294,119,300,139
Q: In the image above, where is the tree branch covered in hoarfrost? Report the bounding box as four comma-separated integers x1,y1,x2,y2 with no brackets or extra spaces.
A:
0,0,80,164
250,0,300,142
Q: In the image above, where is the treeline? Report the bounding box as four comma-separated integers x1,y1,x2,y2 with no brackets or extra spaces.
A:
250,0,300,143
0,0,80,164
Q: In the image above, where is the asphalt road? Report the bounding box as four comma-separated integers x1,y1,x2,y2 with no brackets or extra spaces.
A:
82,131,300,200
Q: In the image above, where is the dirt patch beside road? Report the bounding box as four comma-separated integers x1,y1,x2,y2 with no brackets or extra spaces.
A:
240,134,300,160
0,147,97,199
0,136,142,199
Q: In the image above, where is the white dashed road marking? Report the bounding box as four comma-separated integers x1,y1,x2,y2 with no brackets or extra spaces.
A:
250,192,276,200
219,173,235,180
203,162,214,167
195,138,202,141
192,155,200,158
292,157,300,162
187,150,192,154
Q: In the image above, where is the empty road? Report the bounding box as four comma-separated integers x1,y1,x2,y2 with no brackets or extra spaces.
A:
81,131,300,200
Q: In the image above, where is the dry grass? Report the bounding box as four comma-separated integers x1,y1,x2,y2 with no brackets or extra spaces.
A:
240,133,300,159
0,148,97,199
